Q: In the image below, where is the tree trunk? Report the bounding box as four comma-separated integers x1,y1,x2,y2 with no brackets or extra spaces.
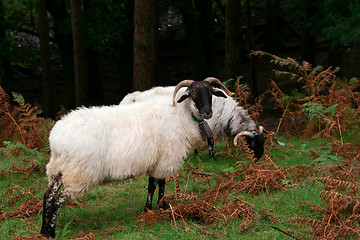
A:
83,0,103,103
37,0,54,117
264,0,282,53
115,0,134,95
0,0,7,85
246,0,258,97
225,0,243,81
47,0,75,108
133,0,158,91
195,0,215,77
70,0,87,106
179,0,207,79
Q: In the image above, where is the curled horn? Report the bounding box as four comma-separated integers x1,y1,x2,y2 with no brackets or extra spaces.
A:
233,131,255,147
203,77,235,96
172,80,195,106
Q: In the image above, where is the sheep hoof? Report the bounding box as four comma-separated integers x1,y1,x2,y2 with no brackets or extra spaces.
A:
158,200,169,210
144,205,152,212
209,150,215,159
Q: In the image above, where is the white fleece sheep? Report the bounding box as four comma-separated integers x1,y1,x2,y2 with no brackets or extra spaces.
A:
40,78,233,238
121,86,257,140
47,99,203,199
120,86,265,160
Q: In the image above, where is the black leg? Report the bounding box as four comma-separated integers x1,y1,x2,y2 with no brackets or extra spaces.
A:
40,175,68,238
40,188,52,237
144,176,157,211
157,178,168,209
207,137,215,159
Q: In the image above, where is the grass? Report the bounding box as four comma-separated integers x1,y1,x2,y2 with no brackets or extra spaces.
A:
0,136,351,239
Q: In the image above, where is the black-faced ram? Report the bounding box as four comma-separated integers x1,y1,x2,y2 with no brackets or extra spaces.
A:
121,85,265,160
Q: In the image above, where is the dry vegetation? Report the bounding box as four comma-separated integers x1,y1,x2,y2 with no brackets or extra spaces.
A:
1,52,360,239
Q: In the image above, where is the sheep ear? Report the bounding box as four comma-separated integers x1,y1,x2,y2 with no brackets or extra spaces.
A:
177,90,191,103
212,88,227,98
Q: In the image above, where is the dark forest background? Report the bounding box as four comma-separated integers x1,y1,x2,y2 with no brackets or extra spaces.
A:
0,0,360,117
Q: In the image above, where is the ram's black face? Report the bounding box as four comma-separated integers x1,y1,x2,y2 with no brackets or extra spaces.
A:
178,81,227,119
191,82,213,119
245,131,265,161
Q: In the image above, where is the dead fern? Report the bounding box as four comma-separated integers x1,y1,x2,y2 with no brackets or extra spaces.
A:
289,170,360,239
320,190,360,212
12,232,97,240
72,233,96,240
12,92,52,149
137,151,279,229
266,79,306,135
219,197,261,233
169,175,181,193
233,134,258,165
0,86,27,146
233,78,263,121
137,196,269,232
235,155,290,195
252,51,360,139
0,185,42,223
0,86,53,149
314,177,360,192
252,53,360,240
290,215,360,240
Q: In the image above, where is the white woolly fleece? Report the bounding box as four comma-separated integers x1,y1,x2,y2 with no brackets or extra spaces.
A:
120,86,256,140
47,95,203,199
209,92,256,140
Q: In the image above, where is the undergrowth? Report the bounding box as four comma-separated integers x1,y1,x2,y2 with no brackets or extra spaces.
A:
1,52,360,240
0,86,53,149
252,51,360,239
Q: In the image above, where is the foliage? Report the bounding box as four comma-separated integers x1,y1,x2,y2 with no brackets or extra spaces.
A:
281,0,360,47
82,0,129,51
0,117,359,239
1,0,130,74
321,1,360,47
252,50,360,239
280,0,321,35
252,50,360,139
0,85,26,145
1,52,360,239
231,76,263,121
302,102,338,122
0,85,53,149
2,0,39,67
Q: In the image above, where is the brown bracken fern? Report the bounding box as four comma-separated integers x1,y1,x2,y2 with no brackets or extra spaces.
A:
0,86,27,146
0,86,53,149
252,51,360,240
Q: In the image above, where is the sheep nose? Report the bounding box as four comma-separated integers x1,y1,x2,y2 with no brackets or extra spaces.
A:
201,108,212,119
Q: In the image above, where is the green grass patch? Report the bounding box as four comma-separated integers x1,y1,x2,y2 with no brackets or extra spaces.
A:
0,136,356,239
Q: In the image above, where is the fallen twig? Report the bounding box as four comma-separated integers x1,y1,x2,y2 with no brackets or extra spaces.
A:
192,171,213,176
271,226,300,240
